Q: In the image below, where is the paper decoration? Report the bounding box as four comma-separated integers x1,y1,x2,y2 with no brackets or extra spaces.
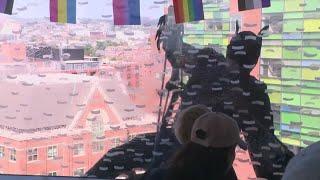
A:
238,0,271,11
113,0,141,25
50,0,76,24
0,0,14,15
173,0,204,24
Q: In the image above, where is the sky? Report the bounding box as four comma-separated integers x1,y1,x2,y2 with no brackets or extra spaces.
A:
11,0,168,21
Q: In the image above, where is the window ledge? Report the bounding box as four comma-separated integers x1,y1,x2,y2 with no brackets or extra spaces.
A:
27,160,40,164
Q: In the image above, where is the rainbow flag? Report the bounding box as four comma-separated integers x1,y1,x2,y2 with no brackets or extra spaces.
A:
238,0,271,11
0,0,14,15
173,0,204,24
113,0,141,25
50,0,76,24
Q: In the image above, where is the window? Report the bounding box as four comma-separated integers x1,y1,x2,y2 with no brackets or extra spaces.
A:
91,117,105,138
48,146,58,159
112,138,121,148
0,146,4,158
27,148,38,161
128,134,136,141
230,15,242,33
74,168,84,177
48,171,57,176
92,141,104,152
9,148,16,161
260,60,281,78
73,144,84,156
205,20,223,32
212,0,223,3
262,13,283,34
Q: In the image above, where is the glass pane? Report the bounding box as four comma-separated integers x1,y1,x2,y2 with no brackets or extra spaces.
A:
0,0,319,179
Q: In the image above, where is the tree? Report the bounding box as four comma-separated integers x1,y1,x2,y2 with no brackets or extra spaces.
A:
84,44,95,56
96,41,107,50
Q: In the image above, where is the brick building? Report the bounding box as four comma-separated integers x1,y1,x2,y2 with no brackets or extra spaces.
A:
0,73,156,176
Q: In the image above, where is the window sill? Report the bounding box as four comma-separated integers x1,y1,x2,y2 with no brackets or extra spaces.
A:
92,150,103,154
27,160,40,164
48,156,61,160
73,154,85,157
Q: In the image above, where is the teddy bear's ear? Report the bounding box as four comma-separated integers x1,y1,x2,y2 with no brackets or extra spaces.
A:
196,129,207,140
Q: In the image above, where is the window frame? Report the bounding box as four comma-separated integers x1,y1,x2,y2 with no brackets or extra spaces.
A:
48,171,58,176
73,143,84,156
47,145,58,160
9,148,16,162
0,146,4,158
92,141,104,153
27,148,38,162
112,137,121,148
73,168,85,177
229,15,243,33
128,134,136,141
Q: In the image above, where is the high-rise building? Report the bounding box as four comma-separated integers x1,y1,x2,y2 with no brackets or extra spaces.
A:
261,0,320,148
184,0,320,150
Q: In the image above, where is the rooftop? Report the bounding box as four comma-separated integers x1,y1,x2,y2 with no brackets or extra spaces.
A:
0,73,155,136
0,73,93,133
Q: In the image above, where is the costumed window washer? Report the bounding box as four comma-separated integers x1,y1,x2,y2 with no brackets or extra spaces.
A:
86,6,294,180
152,6,294,180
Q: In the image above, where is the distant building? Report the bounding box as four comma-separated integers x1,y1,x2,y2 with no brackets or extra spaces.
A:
26,47,84,62
90,32,105,41
124,64,140,89
26,46,59,61
0,43,26,64
61,56,101,75
25,47,100,74
184,0,320,149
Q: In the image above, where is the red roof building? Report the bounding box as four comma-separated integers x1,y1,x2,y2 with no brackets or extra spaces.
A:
0,73,156,176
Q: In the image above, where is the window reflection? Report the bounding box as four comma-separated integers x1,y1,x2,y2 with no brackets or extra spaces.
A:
0,146,4,158
47,146,58,159
73,144,84,156
27,148,38,162
0,0,318,179
9,148,16,162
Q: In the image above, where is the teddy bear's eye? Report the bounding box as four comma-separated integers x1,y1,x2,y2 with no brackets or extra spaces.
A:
196,129,207,140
